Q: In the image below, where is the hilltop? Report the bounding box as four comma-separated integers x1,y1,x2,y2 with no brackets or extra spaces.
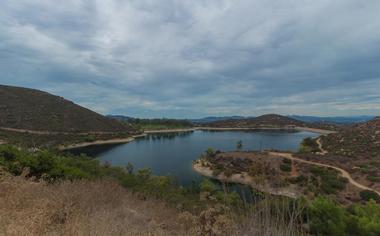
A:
205,114,341,132
108,115,193,131
207,114,306,128
0,85,133,133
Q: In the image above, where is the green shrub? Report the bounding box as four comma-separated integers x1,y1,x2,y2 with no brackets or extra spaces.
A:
360,190,380,202
299,137,320,153
309,197,347,236
366,176,380,183
200,179,217,193
311,167,347,194
280,163,291,172
346,200,380,236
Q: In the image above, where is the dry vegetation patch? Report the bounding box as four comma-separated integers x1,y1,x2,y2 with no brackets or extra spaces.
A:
0,173,185,235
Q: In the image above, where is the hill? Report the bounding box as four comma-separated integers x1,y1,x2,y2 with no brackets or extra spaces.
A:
298,117,380,193
207,114,307,128
0,85,133,133
108,115,193,131
320,116,380,158
189,116,250,124
204,114,343,132
288,115,374,124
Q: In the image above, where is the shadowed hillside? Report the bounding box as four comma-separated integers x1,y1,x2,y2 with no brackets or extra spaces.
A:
0,85,133,133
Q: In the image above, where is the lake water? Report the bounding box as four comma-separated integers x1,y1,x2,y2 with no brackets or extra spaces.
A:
71,130,319,186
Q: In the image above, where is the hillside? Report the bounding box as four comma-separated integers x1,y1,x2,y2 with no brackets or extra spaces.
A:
321,117,380,158
0,85,133,133
297,117,380,193
108,115,193,131
205,114,342,132
207,114,307,128
289,115,374,124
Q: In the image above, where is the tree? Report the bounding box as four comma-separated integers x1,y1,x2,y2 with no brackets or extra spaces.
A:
236,140,243,151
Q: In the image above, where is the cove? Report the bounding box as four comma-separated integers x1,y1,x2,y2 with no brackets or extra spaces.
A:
70,130,319,186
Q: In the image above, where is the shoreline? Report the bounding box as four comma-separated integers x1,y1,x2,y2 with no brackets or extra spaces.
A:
192,161,299,198
58,134,146,150
144,128,195,133
58,126,334,151
196,126,336,135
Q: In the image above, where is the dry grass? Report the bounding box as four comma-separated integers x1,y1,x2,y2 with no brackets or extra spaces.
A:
0,170,305,236
0,171,185,236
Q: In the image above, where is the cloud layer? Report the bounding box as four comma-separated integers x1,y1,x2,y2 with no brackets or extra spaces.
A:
1,0,380,118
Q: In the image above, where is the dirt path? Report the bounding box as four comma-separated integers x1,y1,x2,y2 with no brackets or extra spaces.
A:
192,162,300,198
0,127,120,135
316,138,328,155
268,152,380,195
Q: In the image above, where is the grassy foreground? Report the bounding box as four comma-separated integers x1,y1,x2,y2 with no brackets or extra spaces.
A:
0,144,379,235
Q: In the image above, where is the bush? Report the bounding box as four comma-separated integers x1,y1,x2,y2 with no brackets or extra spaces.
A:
309,197,347,236
280,163,291,172
299,137,320,153
346,200,380,236
366,176,380,183
311,167,347,194
360,190,380,202
200,179,217,193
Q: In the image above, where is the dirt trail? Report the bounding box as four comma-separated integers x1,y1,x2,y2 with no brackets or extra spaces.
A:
268,151,380,195
0,127,120,135
316,138,328,155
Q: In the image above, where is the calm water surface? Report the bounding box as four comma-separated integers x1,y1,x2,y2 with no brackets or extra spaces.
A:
72,130,319,185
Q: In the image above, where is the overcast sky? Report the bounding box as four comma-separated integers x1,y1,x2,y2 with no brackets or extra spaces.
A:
1,1,380,118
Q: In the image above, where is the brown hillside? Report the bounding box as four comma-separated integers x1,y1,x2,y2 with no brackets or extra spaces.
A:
0,85,133,133
321,116,380,158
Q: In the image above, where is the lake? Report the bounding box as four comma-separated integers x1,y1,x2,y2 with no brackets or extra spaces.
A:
70,130,319,186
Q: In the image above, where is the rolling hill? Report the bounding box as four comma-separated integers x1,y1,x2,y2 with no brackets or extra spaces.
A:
320,116,380,158
205,114,342,132
206,114,307,128
0,85,133,133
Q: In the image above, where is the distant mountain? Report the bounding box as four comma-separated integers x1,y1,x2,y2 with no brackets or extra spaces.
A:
189,116,250,124
189,115,374,125
107,115,135,122
0,85,133,133
288,115,374,124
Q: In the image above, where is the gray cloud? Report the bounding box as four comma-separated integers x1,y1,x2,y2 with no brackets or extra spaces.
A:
1,0,380,118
